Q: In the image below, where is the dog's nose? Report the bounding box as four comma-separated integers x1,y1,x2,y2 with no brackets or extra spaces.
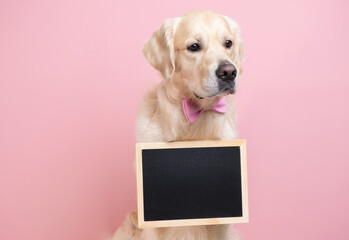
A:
216,64,237,81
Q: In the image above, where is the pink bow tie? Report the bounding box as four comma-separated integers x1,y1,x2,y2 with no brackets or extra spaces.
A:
182,97,227,123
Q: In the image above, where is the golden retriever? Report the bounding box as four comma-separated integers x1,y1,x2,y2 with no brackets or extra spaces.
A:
113,10,244,240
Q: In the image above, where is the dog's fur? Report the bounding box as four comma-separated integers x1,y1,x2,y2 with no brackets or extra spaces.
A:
113,10,244,240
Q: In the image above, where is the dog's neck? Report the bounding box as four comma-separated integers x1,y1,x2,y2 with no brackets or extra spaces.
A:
190,95,224,110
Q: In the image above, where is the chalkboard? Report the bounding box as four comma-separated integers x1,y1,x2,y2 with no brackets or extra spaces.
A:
136,140,248,228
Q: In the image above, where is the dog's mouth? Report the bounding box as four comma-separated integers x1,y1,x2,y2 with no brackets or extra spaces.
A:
225,88,235,95
193,88,235,100
219,81,235,94
193,82,235,99
193,92,205,99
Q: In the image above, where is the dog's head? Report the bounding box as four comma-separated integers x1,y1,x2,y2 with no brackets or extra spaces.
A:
143,10,244,99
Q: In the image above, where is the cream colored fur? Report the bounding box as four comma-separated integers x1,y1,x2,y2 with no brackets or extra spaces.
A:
112,10,244,240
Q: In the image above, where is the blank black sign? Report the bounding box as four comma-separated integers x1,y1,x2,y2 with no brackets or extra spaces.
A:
142,147,242,221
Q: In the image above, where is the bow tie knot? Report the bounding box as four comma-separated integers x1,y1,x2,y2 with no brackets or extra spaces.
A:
182,97,227,123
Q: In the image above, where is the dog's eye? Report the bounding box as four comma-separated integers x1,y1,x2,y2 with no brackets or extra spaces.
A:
188,43,201,52
225,40,233,48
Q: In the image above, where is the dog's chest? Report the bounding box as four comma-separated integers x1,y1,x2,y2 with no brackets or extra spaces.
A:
180,111,230,141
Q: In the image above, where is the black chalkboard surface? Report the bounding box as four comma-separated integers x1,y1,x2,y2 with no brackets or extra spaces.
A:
136,140,248,228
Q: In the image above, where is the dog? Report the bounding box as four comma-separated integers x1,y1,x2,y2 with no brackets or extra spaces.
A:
113,10,244,240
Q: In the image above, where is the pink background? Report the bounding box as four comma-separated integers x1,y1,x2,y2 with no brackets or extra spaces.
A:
1,0,349,239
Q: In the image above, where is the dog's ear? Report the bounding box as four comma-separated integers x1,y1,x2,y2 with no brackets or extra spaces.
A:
143,18,179,80
223,16,244,76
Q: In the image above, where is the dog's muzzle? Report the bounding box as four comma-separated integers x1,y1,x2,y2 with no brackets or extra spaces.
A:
216,62,237,94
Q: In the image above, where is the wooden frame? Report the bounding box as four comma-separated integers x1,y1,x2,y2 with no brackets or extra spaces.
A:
136,140,249,228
